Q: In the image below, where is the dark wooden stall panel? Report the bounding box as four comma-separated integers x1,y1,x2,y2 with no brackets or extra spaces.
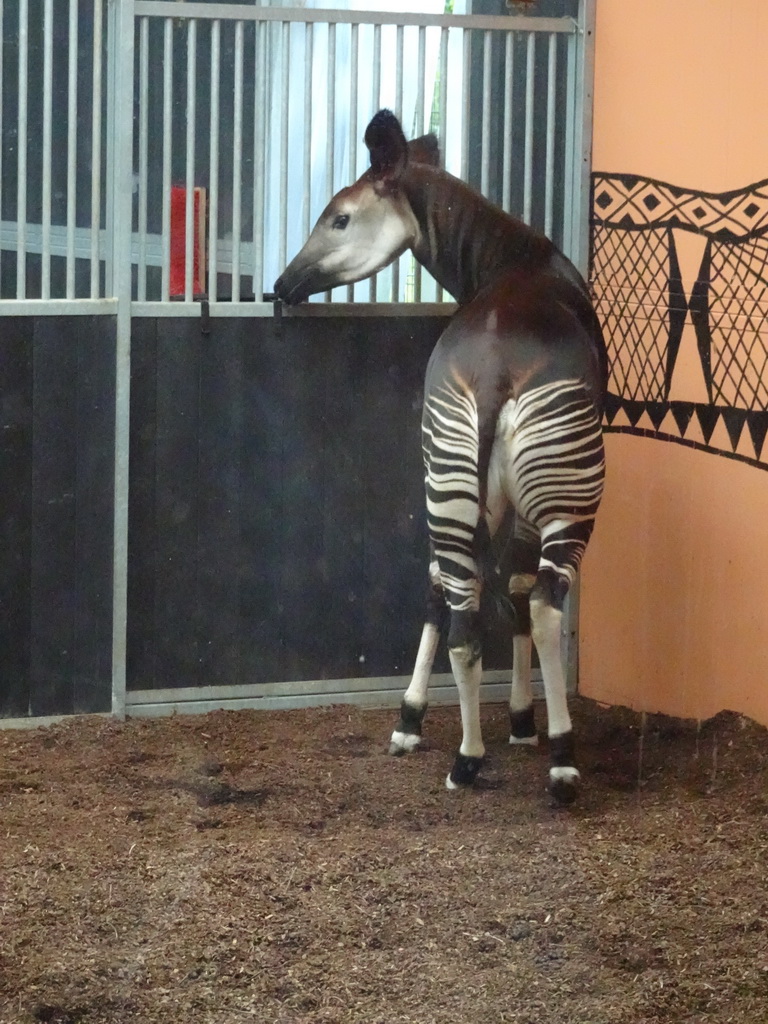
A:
128,314,516,694
0,318,33,716
0,316,115,718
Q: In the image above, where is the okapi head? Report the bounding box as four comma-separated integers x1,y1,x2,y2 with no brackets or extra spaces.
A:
273,110,439,304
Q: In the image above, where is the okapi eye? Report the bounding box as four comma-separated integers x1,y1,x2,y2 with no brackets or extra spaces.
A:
332,214,350,230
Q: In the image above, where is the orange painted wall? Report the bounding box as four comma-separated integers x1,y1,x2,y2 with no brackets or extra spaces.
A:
580,0,768,724
591,0,768,190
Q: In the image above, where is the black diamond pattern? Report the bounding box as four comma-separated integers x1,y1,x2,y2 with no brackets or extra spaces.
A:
596,189,612,210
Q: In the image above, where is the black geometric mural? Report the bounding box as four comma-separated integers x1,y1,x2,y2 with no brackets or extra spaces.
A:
591,173,768,469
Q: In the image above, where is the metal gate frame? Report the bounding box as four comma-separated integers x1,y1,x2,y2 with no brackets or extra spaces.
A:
0,0,596,722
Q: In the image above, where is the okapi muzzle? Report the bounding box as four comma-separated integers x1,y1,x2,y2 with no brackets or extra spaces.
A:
273,174,418,305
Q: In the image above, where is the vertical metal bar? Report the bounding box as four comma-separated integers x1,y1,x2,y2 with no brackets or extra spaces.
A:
571,0,597,276
161,17,172,300
391,24,404,300
395,25,404,121
231,19,244,301
104,0,116,296
563,27,577,261
278,20,290,275
544,33,557,239
416,26,426,135
438,28,448,136
523,31,535,225
345,22,357,301
209,19,220,301
41,0,53,299
137,17,149,301
303,21,313,241
16,0,28,298
502,31,514,214
110,0,136,720
252,18,266,300
434,26,448,303
324,22,336,300
66,0,79,298
349,23,358,176
461,28,471,182
184,19,197,301
412,24,426,302
0,0,4,296
372,24,381,121
480,29,491,198
369,23,380,302
90,0,103,298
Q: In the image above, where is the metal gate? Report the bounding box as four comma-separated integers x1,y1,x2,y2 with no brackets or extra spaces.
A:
0,0,595,722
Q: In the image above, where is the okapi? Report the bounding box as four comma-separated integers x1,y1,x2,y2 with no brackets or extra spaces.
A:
274,109,607,804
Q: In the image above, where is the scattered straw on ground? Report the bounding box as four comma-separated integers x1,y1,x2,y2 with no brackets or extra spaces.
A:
1,698,767,1024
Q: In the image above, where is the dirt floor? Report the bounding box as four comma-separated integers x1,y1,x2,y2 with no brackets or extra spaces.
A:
1,697,768,1024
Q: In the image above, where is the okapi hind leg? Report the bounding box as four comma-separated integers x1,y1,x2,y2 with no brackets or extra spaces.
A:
506,517,541,746
420,372,486,789
507,381,605,804
445,610,485,789
508,576,538,746
530,559,582,805
389,559,447,755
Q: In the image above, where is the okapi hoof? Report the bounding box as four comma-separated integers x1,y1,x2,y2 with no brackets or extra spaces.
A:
509,705,539,746
446,752,484,790
388,700,427,756
548,767,581,806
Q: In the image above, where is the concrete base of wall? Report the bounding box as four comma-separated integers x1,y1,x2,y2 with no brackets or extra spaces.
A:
0,671,548,728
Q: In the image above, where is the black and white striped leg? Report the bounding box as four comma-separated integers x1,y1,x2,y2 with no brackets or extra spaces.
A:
390,560,446,756
548,730,578,806
508,572,538,747
446,611,485,790
389,623,436,755
531,567,579,805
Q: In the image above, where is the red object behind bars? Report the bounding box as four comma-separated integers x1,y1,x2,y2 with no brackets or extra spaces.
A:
169,186,207,297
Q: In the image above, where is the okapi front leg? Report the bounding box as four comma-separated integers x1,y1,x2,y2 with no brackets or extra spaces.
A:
389,559,447,755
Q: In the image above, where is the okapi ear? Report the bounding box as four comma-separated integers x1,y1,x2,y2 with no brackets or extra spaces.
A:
408,133,440,168
364,109,409,185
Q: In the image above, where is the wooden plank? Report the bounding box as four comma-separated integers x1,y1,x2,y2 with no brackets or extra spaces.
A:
153,317,202,689
197,318,243,687
127,318,159,690
0,317,33,716
72,316,115,713
29,318,77,715
278,318,331,681
237,316,286,685
316,317,367,679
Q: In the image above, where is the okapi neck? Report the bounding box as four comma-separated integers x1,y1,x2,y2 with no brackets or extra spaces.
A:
403,166,556,306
